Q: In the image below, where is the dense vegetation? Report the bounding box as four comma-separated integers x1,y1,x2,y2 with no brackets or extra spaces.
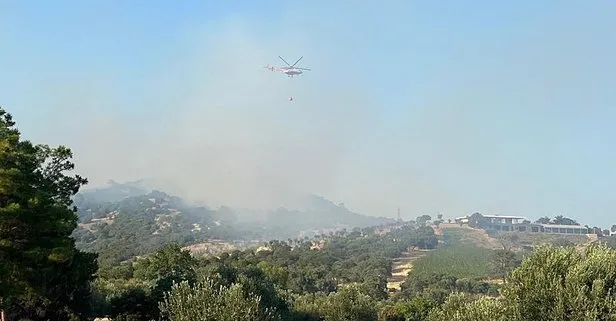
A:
72,183,395,268
92,224,439,319
72,190,247,267
0,108,97,321
5,105,616,321
408,238,492,280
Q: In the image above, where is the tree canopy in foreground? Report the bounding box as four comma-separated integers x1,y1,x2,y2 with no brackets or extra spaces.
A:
0,107,97,320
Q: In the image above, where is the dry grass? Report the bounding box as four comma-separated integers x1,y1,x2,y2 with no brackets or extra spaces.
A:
387,250,431,291
438,223,503,250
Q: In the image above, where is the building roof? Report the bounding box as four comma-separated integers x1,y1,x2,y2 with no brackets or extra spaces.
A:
482,215,527,219
538,224,588,230
455,214,527,220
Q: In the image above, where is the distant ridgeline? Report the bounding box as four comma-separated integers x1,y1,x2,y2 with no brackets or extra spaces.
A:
71,180,396,264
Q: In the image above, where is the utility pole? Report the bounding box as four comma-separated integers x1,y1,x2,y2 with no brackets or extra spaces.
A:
397,207,401,221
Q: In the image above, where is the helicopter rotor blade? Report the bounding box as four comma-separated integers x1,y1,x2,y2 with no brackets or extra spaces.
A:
278,56,292,67
291,56,303,67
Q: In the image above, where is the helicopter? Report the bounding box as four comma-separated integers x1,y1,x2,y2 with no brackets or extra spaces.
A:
264,56,311,78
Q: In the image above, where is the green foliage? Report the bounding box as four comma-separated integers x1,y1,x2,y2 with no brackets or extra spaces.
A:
293,285,379,321
415,215,431,226
429,243,616,320
399,228,499,304
13,98,616,321
0,106,447,321
603,235,616,249
184,225,437,301
208,264,291,317
534,215,581,226
427,293,506,321
92,243,201,320
73,187,396,266
109,288,158,321
549,237,575,247
159,278,280,321
537,215,580,226
0,107,97,320
94,224,438,320
75,191,247,266
501,243,616,320
467,213,487,229
499,231,588,250
535,216,551,224
408,243,492,281
400,270,497,304
491,249,520,282
135,243,198,282
379,296,437,321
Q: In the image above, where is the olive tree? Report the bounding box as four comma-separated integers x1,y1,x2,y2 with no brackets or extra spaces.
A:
429,243,616,321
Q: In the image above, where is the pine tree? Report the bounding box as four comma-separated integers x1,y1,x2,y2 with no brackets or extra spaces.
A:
0,107,97,320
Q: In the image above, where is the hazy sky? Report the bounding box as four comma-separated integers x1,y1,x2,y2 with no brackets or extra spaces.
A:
1,1,615,226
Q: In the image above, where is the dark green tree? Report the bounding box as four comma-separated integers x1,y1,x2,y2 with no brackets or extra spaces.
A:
430,243,616,321
416,215,432,226
552,215,578,226
109,288,158,321
294,285,378,321
534,216,551,224
468,213,486,229
491,249,519,283
497,233,520,251
428,293,505,321
379,296,436,321
144,243,198,282
0,107,97,320
159,278,281,321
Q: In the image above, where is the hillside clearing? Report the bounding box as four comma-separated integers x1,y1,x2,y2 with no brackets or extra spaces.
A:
387,249,432,292
437,223,503,250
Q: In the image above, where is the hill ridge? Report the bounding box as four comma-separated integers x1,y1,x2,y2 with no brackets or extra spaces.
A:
71,180,395,265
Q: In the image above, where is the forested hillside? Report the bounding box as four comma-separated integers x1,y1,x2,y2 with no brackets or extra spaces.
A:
71,181,395,267
6,101,616,321
72,190,246,266
92,223,441,320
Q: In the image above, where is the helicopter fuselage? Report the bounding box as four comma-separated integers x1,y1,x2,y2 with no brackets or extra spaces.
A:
283,68,303,76
265,56,309,78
